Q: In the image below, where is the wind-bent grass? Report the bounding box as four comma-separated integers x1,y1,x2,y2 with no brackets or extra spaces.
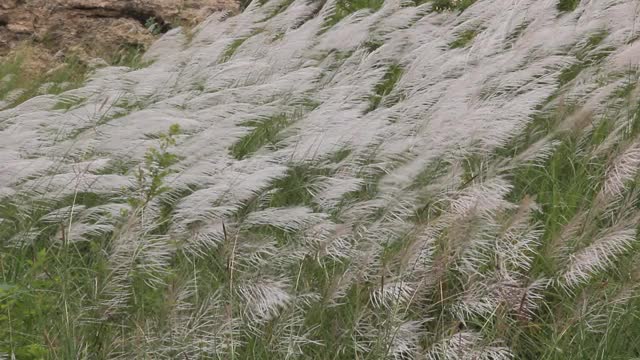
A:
0,43,149,111
0,50,88,109
52,96,86,112
220,37,252,63
3,0,640,359
110,44,152,69
422,0,476,12
367,64,403,112
558,31,611,86
557,0,580,12
326,0,385,27
449,29,479,49
230,114,290,159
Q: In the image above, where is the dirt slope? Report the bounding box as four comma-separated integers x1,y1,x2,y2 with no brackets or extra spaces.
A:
0,0,239,59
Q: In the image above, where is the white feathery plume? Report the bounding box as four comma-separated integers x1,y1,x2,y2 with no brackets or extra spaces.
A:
449,177,514,219
424,331,513,360
371,281,414,309
1,0,640,357
313,176,364,210
244,206,328,233
559,222,637,290
385,320,424,360
302,221,354,261
237,277,292,323
496,195,542,272
601,140,640,199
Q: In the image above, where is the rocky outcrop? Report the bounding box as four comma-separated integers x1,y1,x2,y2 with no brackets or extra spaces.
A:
0,0,239,59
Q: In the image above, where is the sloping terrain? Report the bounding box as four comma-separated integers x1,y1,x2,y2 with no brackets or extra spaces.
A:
1,0,640,358
0,0,239,70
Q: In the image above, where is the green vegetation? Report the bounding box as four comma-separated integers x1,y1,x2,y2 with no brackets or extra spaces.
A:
4,88,640,359
52,96,85,112
557,0,580,12
131,124,182,208
507,98,640,360
363,39,384,53
326,0,385,28
0,125,181,359
367,64,403,112
2,1,640,358
558,31,610,86
144,17,164,36
449,29,479,49
110,44,152,69
0,50,87,109
0,42,150,110
417,0,476,12
220,37,252,63
240,0,253,10
230,114,290,159
261,0,296,20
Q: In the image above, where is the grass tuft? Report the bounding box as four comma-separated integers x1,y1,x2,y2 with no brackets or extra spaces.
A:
219,31,263,63
426,0,476,12
557,0,580,12
558,31,610,86
230,114,290,159
52,96,85,112
449,29,479,49
325,0,385,28
110,44,152,69
0,50,88,109
367,64,403,112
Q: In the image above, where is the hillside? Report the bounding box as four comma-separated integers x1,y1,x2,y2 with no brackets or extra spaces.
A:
1,0,640,358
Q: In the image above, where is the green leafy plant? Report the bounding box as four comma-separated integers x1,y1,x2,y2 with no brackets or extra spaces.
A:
129,124,182,208
145,17,163,36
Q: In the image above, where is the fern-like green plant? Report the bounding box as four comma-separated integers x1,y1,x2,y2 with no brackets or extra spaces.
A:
129,124,181,208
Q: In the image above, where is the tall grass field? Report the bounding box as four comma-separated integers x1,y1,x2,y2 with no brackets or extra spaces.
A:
1,0,640,358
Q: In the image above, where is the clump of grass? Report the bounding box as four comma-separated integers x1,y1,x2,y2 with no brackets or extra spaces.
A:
130,124,182,208
230,114,290,159
326,0,385,28
261,0,296,20
0,125,182,358
64,95,149,140
113,97,148,116
94,157,135,175
240,0,254,11
363,39,384,53
558,30,610,85
502,22,532,51
220,37,250,63
220,30,265,63
52,96,85,112
367,64,403,112
0,50,88,109
557,0,580,12
269,164,330,208
110,44,152,69
1,39,149,109
426,0,476,12
449,29,479,49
